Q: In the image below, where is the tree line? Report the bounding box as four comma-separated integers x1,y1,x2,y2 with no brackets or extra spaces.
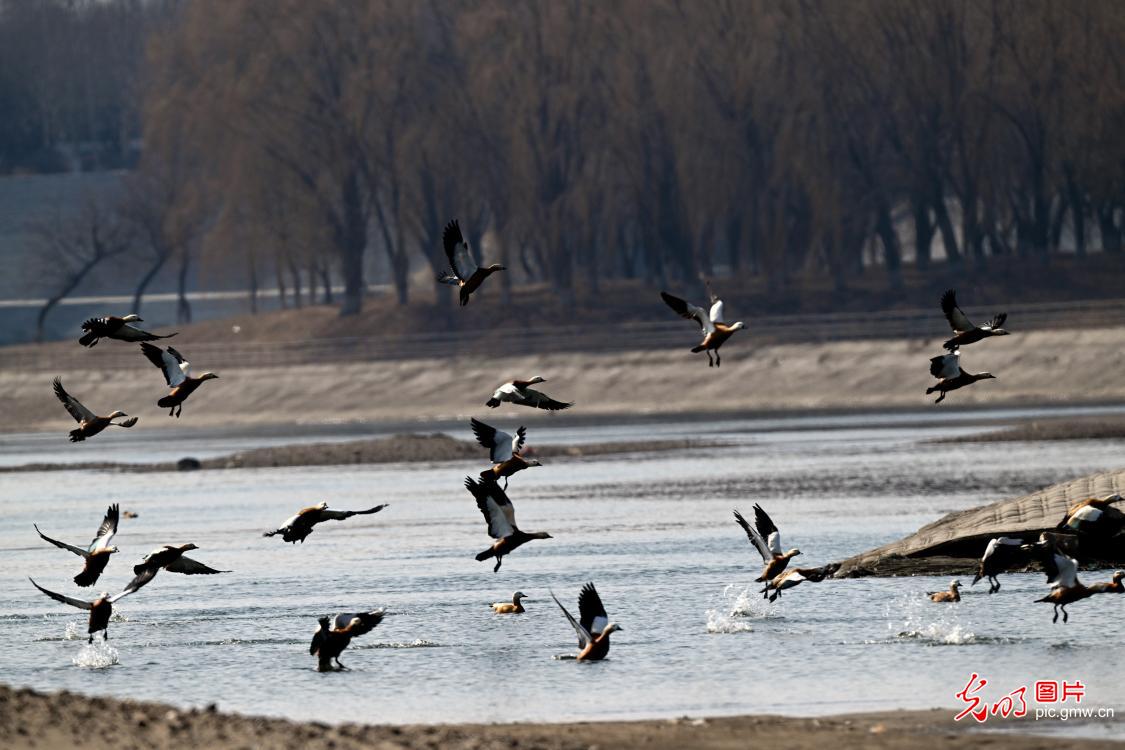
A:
15,0,1125,324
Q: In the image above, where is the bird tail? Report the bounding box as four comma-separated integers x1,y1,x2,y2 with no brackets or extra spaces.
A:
691,344,707,353
68,429,85,443
485,398,500,408
157,395,177,408
73,570,96,587
78,332,98,347
971,573,982,587
942,338,958,351
437,272,459,286
263,529,280,538
1034,594,1052,603
925,386,937,395
475,548,495,562
146,331,178,341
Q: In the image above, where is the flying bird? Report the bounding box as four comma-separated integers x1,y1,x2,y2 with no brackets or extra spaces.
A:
34,504,120,587
437,219,505,306
471,418,542,488
125,543,229,593
759,563,839,602
78,314,176,348
550,582,621,661
660,283,746,367
928,579,963,602
940,289,1009,350
466,476,551,572
263,502,389,544
490,591,529,614
733,505,801,582
972,536,1028,594
485,377,572,411
139,343,218,417
29,576,143,643
52,378,137,442
310,610,385,671
926,348,995,404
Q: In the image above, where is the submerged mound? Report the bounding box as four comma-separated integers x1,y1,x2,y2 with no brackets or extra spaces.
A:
836,469,1125,577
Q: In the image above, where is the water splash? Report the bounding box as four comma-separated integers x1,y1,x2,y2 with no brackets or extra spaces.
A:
705,584,767,634
72,641,119,668
361,639,441,649
885,592,977,645
64,622,82,641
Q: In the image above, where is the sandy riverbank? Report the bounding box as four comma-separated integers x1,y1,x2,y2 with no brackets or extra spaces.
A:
3,686,1118,750
4,326,1125,435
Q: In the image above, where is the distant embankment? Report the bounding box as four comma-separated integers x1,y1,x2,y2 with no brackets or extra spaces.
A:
836,470,1125,577
0,433,710,473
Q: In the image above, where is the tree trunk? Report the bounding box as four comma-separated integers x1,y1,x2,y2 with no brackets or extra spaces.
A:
875,200,903,288
338,170,366,317
1098,204,1121,254
132,251,169,317
176,250,192,324
248,254,259,315
912,195,934,271
934,196,961,265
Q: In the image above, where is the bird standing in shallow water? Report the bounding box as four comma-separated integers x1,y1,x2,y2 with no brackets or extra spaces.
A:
78,314,176,347
551,582,621,661
52,378,137,442
486,377,572,411
310,610,384,671
139,343,218,417
928,580,962,602
466,476,551,572
660,282,746,367
926,348,995,404
437,219,505,306
940,289,1009,350
263,502,389,544
34,504,120,587
733,505,801,582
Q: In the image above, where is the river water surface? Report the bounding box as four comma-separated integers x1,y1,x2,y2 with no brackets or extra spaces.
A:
1,407,1123,731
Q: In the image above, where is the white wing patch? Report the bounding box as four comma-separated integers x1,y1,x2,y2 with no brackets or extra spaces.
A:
484,496,515,539
709,299,726,324
162,349,190,386
766,530,782,557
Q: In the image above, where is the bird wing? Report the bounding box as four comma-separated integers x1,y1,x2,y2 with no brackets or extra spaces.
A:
34,524,88,557
709,299,726,325
986,313,1007,330
52,378,95,424
334,610,384,636
753,504,783,556
311,623,328,655
551,589,592,649
467,477,516,538
577,582,609,637
88,504,119,552
140,343,189,386
165,556,228,575
317,504,389,522
442,219,478,281
661,292,715,334
940,289,975,333
930,351,960,379
982,536,1022,561
512,425,527,456
471,418,515,462
123,567,159,594
733,509,771,562
29,577,92,610
519,388,572,411
1044,552,1079,588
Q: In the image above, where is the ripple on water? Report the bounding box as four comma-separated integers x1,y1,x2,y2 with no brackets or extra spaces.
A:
885,592,977,645
72,641,119,668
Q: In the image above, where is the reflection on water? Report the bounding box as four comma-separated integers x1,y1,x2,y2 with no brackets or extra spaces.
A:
1,412,1123,732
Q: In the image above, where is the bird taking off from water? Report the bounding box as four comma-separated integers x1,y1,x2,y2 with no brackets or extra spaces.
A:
34,503,120,587
551,582,621,661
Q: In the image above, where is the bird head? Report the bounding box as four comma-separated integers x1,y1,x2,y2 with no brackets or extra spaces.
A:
106,546,119,554
787,548,801,558
182,543,200,552
108,410,128,419
731,321,747,331
951,579,963,589
602,622,622,635
123,314,142,322
527,459,544,468
534,532,553,540
200,372,220,381
317,616,331,628
527,376,546,385
1113,571,1125,582
513,591,528,600
488,264,507,272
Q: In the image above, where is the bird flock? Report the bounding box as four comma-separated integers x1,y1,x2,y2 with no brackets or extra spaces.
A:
27,245,1123,674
